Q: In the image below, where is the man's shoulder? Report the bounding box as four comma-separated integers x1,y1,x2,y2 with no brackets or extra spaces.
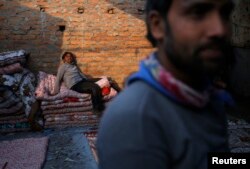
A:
58,63,67,69
104,80,169,119
110,81,158,107
99,81,164,137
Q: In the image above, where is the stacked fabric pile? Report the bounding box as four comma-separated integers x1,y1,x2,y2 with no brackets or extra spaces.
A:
84,130,98,162
35,71,117,129
0,50,36,133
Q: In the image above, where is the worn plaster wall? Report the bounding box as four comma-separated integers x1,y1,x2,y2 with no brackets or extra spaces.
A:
230,0,250,98
0,0,152,87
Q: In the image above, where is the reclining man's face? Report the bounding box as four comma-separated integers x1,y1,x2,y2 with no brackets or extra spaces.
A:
163,0,234,77
64,54,73,64
63,54,73,63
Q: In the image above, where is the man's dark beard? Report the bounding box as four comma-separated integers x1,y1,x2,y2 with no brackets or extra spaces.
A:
164,22,234,79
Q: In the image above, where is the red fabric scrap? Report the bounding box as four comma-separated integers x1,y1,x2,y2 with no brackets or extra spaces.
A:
102,87,110,96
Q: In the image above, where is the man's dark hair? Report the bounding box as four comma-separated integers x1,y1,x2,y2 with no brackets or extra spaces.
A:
145,0,173,47
62,51,74,60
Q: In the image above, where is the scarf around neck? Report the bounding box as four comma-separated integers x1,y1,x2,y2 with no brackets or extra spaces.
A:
127,52,234,109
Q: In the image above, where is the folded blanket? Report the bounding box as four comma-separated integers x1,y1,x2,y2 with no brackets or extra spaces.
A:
0,86,13,102
44,111,95,119
41,97,91,106
35,71,118,101
42,106,93,115
0,50,27,67
0,95,21,109
0,113,26,121
18,70,36,116
45,119,99,126
0,117,28,124
0,102,24,115
0,87,22,109
0,62,24,75
38,91,90,101
41,100,92,111
0,69,36,116
84,131,98,162
0,74,17,90
45,114,98,123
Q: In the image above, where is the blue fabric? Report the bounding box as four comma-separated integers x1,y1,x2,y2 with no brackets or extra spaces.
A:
127,61,180,103
127,56,235,108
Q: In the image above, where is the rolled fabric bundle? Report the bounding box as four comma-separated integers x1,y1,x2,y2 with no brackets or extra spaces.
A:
43,111,95,119
42,105,93,115
0,102,24,115
0,50,27,67
41,97,90,106
45,114,99,123
0,111,26,121
0,88,21,109
0,86,24,116
44,119,99,128
0,69,37,116
0,63,24,75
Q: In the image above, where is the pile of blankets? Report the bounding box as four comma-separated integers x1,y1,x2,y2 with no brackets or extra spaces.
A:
0,50,36,133
35,71,117,129
84,130,98,162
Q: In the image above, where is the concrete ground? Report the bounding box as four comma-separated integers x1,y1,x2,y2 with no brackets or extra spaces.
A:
0,127,98,169
227,99,250,152
0,114,249,169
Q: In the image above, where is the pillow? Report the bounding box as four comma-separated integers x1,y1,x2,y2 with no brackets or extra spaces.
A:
0,50,27,67
0,69,37,116
0,63,24,75
95,76,110,88
0,74,18,92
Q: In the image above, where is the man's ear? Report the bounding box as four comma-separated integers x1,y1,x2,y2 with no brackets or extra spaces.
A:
147,11,165,41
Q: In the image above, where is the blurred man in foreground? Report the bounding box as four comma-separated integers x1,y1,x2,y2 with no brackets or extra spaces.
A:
97,0,235,169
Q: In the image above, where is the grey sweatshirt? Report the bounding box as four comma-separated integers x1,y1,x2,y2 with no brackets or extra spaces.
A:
97,81,228,169
53,63,87,94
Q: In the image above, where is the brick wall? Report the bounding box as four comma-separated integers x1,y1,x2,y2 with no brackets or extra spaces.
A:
0,0,249,91
0,0,153,87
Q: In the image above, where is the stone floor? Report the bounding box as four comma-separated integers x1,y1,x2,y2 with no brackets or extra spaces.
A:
227,99,250,152
228,117,250,153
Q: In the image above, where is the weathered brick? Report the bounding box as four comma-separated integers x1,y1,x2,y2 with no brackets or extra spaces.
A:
2,0,245,89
